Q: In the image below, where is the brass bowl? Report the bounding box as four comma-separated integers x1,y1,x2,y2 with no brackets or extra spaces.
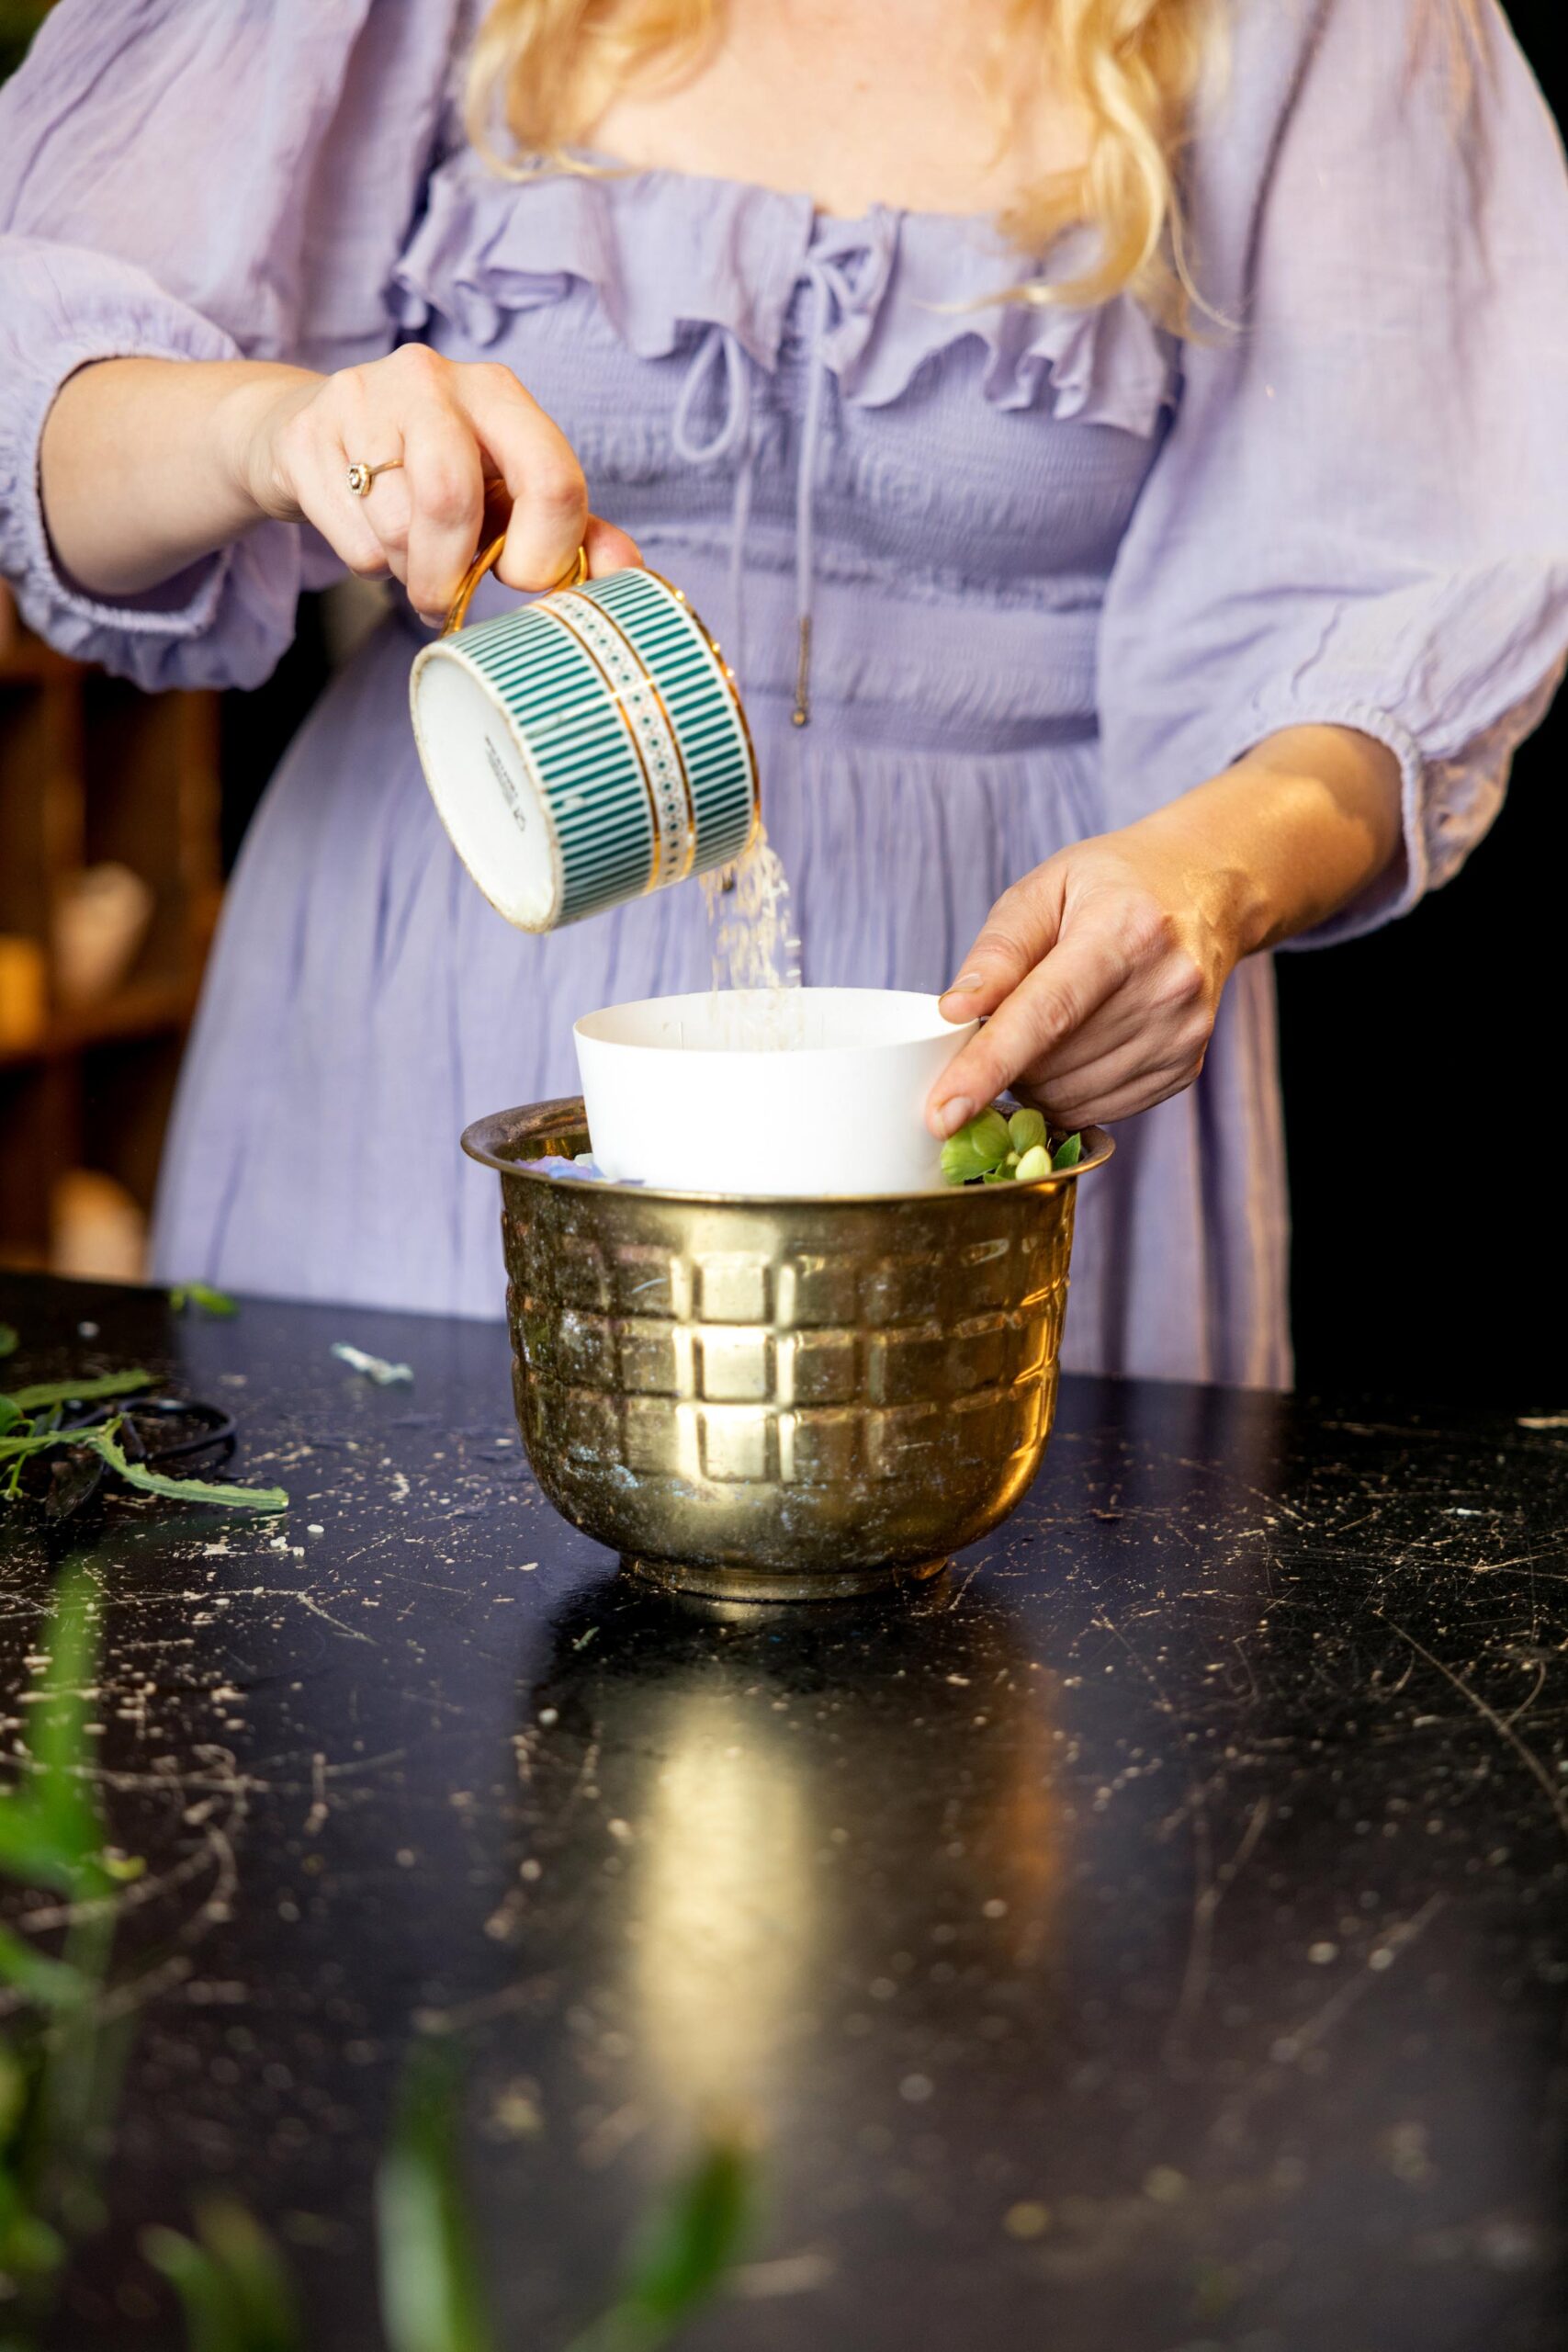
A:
463,1100,1113,1601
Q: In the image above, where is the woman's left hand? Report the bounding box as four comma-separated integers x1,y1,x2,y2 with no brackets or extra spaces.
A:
924,729,1406,1139
924,820,1248,1137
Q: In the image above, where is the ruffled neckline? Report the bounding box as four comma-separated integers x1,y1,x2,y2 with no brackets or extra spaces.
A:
393,146,1176,435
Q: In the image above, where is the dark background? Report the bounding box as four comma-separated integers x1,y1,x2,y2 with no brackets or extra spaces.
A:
1276,0,1564,1402
218,0,1568,1404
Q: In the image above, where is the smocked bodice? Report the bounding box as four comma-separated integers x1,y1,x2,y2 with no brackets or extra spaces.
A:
392,153,1177,729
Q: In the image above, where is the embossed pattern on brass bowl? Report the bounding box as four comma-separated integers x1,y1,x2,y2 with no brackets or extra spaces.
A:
462,1100,1113,1601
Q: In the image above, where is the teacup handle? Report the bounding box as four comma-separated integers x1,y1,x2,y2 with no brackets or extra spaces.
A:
441,529,591,638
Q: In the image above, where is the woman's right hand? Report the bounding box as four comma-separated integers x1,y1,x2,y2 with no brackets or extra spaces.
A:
230,345,640,620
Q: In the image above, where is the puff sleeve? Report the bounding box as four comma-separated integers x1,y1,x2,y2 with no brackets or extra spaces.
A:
1097,0,1568,940
0,0,462,690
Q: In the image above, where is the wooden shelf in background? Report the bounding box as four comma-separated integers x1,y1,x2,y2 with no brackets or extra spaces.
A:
0,604,220,1272
0,632,79,686
0,974,201,1072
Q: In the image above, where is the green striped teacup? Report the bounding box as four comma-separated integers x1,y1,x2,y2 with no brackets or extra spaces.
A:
410,566,759,932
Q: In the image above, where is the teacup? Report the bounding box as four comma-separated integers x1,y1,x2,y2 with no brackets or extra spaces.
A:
574,988,980,1196
410,548,758,932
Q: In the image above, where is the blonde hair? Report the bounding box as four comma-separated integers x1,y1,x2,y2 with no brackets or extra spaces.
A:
467,0,1486,332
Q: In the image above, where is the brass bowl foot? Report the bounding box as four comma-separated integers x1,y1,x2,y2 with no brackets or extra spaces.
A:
620,1554,950,1606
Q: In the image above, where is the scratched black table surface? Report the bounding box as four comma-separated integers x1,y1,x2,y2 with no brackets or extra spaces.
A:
1,1272,1565,2352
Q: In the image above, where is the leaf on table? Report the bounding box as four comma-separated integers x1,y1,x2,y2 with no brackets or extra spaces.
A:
0,1427,60,1464
0,1323,17,1360
4,1369,152,1414
168,1284,239,1319
332,1343,413,1387
82,1427,288,1516
377,2041,495,2352
0,1409,286,1514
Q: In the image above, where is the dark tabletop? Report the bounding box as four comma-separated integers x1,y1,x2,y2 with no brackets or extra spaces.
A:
2,1271,1565,2352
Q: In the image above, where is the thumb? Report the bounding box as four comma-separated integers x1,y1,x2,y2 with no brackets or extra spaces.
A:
584,512,642,576
937,867,1066,1024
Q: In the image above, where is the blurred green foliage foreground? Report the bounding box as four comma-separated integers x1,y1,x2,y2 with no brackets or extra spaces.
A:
1,1566,751,2348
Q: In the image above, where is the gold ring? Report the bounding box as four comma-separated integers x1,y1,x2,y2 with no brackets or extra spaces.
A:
346,458,402,497
441,539,589,638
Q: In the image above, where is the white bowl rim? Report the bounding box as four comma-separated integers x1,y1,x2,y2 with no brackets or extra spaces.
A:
574,985,976,1063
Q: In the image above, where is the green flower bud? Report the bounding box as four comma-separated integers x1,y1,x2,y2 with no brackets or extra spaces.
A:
1051,1133,1084,1170
1014,1144,1051,1183
940,1105,1012,1183
1008,1106,1046,1157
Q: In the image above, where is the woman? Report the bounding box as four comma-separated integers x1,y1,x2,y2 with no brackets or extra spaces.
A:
2,0,1564,1384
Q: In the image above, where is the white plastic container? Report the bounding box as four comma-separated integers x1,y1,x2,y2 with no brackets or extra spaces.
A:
573,988,978,1197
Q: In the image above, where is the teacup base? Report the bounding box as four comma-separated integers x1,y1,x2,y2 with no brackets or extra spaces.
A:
619,1551,950,1605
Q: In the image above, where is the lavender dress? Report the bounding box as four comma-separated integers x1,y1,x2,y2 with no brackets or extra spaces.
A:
4,1,1567,1385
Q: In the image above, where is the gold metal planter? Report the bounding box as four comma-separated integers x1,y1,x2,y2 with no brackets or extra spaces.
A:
463,1100,1112,1601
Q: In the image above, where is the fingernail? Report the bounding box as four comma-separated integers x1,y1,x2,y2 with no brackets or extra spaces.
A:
937,1096,975,1138
941,972,984,999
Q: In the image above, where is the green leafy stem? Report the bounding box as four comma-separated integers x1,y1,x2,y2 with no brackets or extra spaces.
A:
0,1372,286,1514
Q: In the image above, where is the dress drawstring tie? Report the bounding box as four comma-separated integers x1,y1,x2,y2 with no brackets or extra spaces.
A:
789,245,883,725
671,227,887,727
